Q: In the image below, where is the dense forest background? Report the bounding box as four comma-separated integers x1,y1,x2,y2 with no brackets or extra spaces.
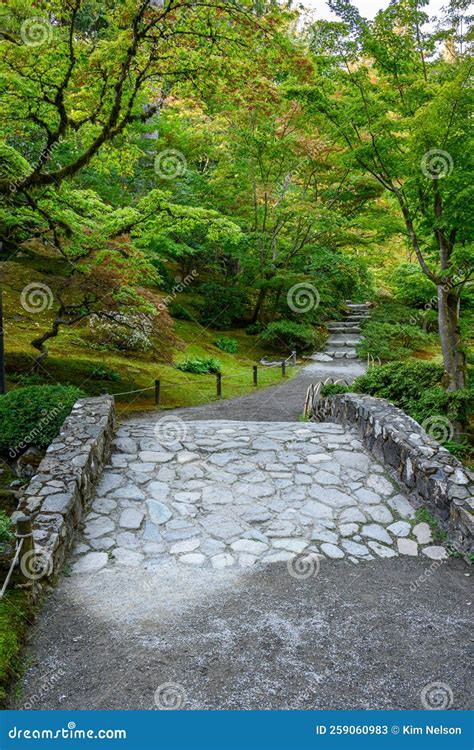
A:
0,0,472,454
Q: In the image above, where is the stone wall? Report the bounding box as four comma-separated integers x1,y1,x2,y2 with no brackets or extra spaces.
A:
313,394,474,555
15,396,116,581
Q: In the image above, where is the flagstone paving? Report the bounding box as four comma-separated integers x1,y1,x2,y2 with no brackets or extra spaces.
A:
71,420,446,574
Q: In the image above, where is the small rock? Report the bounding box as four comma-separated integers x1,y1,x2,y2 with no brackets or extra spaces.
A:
119,508,144,530
211,553,234,569
72,552,108,573
422,545,448,561
84,517,115,539
387,521,411,537
397,538,418,556
230,539,268,555
113,548,144,566
361,523,393,545
339,523,358,537
170,539,201,555
147,499,172,525
180,553,206,566
272,539,308,553
367,541,397,558
413,522,433,545
320,543,344,559
341,540,371,557
388,494,415,518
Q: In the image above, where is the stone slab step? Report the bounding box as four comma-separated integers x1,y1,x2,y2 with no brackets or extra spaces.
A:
327,335,361,346
324,348,358,359
327,326,361,335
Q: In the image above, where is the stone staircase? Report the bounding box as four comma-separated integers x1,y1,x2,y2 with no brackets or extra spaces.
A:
322,302,370,360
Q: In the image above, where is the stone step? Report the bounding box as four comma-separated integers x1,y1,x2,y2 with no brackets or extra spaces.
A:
346,315,369,322
327,321,361,329
327,335,361,347
327,326,361,335
324,348,358,359
346,304,370,310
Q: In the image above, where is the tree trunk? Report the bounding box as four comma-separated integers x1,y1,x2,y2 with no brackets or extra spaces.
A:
250,286,268,324
437,284,466,391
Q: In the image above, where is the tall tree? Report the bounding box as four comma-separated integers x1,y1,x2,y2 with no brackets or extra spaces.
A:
302,0,473,389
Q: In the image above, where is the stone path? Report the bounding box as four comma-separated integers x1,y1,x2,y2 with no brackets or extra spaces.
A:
71,420,447,574
16,303,472,710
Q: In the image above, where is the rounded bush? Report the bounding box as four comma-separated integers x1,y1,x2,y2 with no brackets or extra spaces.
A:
176,357,221,374
0,385,85,457
214,336,238,354
261,320,322,353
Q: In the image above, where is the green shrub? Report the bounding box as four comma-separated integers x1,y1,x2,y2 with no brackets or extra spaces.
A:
0,385,85,456
169,302,195,321
0,511,14,545
245,322,264,336
176,356,221,374
261,320,322,352
352,361,474,429
199,283,249,329
352,361,444,405
89,365,121,382
357,322,434,361
320,383,350,397
214,336,238,354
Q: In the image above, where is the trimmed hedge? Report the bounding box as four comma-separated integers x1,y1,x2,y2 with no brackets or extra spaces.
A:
0,385,85,457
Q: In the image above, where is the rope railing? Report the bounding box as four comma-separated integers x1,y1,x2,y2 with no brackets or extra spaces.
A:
101,354,299,406
0,516,35,600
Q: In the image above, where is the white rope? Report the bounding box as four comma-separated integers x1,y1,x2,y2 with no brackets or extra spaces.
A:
0,538,24,600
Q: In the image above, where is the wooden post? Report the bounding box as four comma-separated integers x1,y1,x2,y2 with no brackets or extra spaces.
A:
281,359,286,377
216,372,222,398
291,350,297,366
253,365,258,386
154,379,161,406
15,515,34,585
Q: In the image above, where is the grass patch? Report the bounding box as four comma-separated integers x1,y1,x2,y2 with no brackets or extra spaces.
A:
3,264,296,415
0,590,34,707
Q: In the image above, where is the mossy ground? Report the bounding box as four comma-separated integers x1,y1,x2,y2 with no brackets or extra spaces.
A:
3,258,296,416
0,589,34,707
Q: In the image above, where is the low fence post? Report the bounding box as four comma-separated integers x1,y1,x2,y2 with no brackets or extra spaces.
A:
216,372,222,398
16,515,34,587
291,350,297,366
281,359,286,377
253,366,258,387
154,379,161,406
